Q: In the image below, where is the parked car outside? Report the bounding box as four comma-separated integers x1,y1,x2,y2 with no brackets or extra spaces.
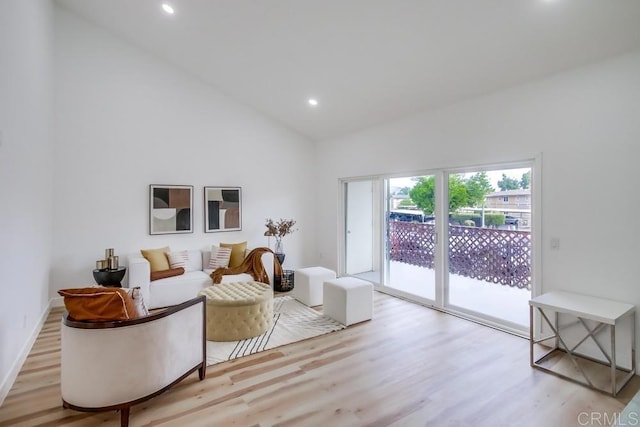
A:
505,215,519,226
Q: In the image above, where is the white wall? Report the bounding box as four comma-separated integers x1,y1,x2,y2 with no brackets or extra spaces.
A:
52,6,316,292
0,0,54,403
316,49,640,338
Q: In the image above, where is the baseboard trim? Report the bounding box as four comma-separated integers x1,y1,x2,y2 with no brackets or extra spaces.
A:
51,296,64,308
0,298,54,407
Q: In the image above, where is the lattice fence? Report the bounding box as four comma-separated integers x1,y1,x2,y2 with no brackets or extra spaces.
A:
389,222,436,269
388,221,531,289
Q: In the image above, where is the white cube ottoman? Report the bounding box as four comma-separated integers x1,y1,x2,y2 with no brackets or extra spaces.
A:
293,267,336,307
323,277,373,326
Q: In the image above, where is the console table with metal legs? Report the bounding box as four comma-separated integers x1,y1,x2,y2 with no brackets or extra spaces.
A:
529,291,636,396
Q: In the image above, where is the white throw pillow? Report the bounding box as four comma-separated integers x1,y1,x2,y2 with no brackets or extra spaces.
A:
128,287,149,317
208,246,232,269
167,250,190,270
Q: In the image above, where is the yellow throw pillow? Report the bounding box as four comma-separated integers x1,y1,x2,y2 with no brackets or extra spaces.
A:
220,241,247,268
140,247,170,272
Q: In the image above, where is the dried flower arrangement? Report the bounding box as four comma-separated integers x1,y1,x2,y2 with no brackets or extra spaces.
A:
265,218,296,238
264,218,296,254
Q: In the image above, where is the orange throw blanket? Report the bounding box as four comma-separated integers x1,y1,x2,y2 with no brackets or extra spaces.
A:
210,247,282,285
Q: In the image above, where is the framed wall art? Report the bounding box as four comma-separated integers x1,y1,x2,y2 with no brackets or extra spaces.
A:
149,184,193,235
204,186,242,232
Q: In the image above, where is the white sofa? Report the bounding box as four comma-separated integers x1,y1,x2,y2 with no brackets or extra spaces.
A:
127,249,274,309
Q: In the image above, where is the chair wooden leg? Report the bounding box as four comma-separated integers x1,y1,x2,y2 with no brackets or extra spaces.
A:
199,363,206,381
120,407,130,427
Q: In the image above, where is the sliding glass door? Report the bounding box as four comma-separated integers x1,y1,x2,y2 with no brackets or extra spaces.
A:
341,160,536,334
384,176,436,301
445,167,532,329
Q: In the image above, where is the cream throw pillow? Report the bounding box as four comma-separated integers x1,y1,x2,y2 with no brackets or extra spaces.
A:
167,250,190,270
128,287,149,317
140,247,170,272
208,246,232,269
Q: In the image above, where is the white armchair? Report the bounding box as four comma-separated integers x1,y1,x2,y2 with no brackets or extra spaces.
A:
60,296,206,427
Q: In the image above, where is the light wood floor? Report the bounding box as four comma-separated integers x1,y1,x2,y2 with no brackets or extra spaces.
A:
1,292,638,427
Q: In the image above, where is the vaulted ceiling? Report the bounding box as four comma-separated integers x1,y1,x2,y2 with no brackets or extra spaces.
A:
55,0,640,141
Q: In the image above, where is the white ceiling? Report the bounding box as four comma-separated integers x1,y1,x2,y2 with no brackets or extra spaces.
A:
55,0,640,141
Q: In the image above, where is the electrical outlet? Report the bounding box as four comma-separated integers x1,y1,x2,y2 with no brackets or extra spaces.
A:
550,238,560,250
0,129,4,148
23,315,27,328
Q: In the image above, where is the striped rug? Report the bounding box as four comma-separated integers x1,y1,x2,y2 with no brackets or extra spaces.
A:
206,296,346,366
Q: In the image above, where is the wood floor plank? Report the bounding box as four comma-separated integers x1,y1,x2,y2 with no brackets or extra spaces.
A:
1,293,638,426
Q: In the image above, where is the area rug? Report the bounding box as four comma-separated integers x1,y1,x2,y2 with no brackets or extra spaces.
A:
206,296,346,366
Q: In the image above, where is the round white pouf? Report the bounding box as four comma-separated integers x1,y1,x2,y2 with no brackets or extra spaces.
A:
198,281,273,341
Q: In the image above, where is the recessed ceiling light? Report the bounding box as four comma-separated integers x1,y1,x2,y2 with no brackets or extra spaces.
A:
308,98,318,107
161,3,175,15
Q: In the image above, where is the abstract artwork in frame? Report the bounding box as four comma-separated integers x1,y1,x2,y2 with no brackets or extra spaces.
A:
204,186,242,233
149,185,193,235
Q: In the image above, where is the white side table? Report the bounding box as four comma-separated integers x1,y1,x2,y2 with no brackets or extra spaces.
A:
530,291,636,396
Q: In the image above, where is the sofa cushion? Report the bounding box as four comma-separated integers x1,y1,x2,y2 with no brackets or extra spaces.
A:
220,241,247,268
58,287,138,321
148,271,212,308
186,250,202,271
141,247,170,272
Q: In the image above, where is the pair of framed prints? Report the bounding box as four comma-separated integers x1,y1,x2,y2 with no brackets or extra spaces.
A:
148,184,241,235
